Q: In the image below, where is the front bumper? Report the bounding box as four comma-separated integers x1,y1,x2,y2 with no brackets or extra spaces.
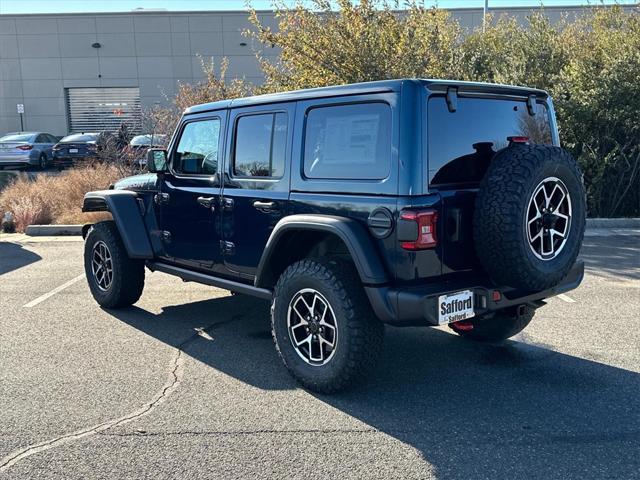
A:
366,261,584,326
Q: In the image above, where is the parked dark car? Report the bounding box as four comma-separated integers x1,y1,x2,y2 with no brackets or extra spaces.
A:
0,132,59,170
52,132,114,169
81,79,586,393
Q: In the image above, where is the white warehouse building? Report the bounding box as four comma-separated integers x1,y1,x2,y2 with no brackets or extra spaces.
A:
0,5,635,136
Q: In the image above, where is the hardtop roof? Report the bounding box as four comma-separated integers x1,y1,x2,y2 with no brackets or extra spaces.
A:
184,78,549,115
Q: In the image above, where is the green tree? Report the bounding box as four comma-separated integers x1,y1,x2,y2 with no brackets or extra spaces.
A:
247,0,463,91
555,6,640,216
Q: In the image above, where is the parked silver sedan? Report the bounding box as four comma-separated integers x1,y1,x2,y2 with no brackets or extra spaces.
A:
0,132,59,170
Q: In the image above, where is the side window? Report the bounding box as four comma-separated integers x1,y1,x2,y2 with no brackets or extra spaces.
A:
173,118,221,175
233,112,287,178
46,134,58,143
303,102,391,180
35,134,46,143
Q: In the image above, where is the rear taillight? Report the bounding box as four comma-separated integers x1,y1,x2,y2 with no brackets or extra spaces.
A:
399,210,438,250
16,145,33,151
507,136,529,144
52,144,61,151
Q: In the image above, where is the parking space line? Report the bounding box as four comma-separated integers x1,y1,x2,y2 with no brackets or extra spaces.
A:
557,294,576,303
23,274,85,308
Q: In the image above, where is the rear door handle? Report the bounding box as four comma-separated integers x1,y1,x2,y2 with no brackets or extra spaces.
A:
197,196,215,210
253,200,277,212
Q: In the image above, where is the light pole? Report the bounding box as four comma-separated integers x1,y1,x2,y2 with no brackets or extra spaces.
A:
483,0,489,32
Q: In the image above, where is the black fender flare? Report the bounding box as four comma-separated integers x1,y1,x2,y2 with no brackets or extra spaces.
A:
82,190,153,259
255,214,389,288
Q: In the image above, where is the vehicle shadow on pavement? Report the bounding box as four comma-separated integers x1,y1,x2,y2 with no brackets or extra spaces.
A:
0,242,42,275
107,295,640,479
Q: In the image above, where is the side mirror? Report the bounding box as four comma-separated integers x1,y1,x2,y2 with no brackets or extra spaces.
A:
146,148,168,173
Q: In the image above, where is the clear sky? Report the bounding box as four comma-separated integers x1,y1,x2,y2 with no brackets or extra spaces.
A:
0,0,637,14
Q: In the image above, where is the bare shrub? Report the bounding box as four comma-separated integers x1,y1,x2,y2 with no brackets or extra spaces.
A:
137,57,254,143
7,196,53,232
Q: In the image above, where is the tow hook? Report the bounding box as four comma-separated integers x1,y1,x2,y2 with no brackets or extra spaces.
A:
451,320,474,331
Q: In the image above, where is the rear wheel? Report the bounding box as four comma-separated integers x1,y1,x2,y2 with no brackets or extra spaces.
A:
449,305,535,342
38,153,47,170
84,221,145,308
271,258,384,393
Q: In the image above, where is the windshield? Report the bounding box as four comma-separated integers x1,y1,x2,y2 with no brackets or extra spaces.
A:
427,96,553,187
0,133,35,142
60,133,99,143
130,134,166,146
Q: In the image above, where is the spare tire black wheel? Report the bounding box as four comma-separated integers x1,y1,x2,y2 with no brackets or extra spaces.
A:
474,144,586,291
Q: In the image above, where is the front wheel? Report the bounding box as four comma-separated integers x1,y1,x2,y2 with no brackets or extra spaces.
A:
272,258,384,393
84,221,145,308
449,305,535,342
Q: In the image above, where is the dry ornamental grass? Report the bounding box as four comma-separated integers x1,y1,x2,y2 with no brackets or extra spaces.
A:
0,165,120,232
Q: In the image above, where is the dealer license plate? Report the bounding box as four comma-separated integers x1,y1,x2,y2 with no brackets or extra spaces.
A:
438,290,475,325
69,148,78,153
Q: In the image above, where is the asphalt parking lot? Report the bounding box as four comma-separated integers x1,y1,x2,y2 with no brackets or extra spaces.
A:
0,232,638,479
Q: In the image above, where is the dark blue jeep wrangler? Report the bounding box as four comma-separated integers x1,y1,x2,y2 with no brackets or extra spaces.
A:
82,79,585,393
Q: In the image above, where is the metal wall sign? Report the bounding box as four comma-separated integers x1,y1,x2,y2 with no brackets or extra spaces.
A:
16,104,24,114
65,87,141,133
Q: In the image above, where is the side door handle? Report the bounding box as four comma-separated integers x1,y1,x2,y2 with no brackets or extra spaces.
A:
253,200,277,212
197,196,216,210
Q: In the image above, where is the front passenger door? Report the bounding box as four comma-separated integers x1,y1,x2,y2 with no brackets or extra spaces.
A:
158,114,226,271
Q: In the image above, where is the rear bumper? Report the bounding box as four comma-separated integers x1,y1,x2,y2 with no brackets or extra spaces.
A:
366,261,584,326
0,154,36,167
52,156,92,167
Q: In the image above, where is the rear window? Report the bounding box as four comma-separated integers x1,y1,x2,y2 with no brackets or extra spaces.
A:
60,133,99,143
0,133,34,142
427,96,552,187
303,102,391,180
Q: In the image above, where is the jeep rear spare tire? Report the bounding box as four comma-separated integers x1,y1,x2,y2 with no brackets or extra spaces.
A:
474,145,586,291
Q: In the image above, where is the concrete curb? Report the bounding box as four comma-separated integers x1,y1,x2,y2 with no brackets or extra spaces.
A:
586,218,640,228
25,224,83,236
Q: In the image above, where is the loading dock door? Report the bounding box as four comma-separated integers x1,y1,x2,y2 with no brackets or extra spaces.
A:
65,87,141,133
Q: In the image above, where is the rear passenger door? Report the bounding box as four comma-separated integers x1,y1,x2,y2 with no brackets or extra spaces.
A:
221,102,294,279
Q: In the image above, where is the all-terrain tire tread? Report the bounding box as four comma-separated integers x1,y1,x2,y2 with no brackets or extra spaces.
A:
272,258,384,394
474,145,586,291
84,221,145,308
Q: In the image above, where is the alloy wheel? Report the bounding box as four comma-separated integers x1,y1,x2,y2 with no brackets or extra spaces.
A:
287,288,338,366
525,176,572,260
91,241,113,291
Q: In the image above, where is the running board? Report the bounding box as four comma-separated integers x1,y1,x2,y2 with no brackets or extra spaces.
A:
146,262,272,300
